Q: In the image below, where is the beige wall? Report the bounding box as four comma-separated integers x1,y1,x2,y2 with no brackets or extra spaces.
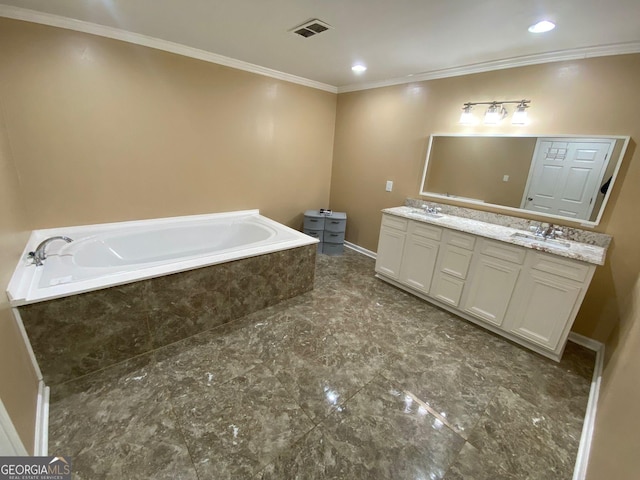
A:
0,17,337,453
0,93,38,453
330,54,640,479
0,18,336,230
586,277,640,479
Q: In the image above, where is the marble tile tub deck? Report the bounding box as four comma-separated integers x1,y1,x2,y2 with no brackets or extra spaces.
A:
48,249,596,479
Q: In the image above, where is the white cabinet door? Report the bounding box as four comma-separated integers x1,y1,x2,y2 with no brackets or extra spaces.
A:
463,255,520,327
399,236,439,293
375,226,407,279
430,274,465,307
507,270,581,350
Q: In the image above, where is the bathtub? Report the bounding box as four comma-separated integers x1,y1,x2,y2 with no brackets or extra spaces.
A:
7,209,318,306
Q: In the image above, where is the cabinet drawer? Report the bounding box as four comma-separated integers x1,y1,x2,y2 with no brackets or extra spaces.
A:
303,216,325,230
322,242,344,255
411,223,442,241
531,253,590,282
303,228,322,240
439,245,473,280
431,274,465,307
324,218,347,233
382,214,409,232
480,239,526,265
448,231,476,250
323,230,345,244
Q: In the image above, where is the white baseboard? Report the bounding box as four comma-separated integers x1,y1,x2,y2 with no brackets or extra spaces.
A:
568,331,604,352
33,381,50,456
344,241,377,259
569,333,604,480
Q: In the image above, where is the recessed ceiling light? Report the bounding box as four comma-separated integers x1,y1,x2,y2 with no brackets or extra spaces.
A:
528,20,556,33
351,64,367,73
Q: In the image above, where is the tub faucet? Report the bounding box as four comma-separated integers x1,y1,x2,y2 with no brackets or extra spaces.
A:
28,236,73,266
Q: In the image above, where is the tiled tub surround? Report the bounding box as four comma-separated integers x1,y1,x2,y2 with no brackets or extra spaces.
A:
48,250,596,479
19,245,316,386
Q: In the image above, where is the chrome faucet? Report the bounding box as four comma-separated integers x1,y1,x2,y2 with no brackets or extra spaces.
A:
28,236,73,266
423,205,442,215
531,223,564,240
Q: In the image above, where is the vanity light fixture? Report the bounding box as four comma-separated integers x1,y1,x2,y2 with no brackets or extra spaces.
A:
459,99,531,125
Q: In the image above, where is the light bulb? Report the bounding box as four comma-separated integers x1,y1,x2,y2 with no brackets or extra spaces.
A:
484,104,505,124
512,104,529,125
459,105,475,124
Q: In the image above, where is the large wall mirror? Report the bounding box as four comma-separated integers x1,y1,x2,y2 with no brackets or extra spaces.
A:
419,134,630,226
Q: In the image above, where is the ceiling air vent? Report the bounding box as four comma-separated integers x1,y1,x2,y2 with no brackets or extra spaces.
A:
290,19,332,38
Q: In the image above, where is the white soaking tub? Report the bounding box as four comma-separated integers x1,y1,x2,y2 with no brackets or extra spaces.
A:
7,210,318,306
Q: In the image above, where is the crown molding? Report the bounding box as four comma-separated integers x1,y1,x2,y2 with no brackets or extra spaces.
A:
0,4,338,94
337,42,640,93
3,4,639,96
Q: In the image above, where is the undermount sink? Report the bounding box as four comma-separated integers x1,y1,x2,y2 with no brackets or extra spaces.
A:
511,232,571,249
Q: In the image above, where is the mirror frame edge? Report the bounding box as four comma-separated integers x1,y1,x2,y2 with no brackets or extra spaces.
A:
418,133,631,228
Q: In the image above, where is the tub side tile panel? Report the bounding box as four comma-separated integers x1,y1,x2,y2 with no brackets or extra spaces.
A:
19,280,153,386
146,264,231,349
228,253,288,319
287,245,317,299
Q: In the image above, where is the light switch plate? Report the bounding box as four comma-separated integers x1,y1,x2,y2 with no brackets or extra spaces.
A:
385,180,393,192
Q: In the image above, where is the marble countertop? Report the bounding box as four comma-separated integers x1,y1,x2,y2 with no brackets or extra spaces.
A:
382,206,608,266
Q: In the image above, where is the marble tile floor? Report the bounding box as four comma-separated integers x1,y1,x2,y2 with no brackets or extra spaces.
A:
48,249,596,479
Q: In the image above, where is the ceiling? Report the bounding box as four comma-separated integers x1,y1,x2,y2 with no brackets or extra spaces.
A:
1,0,640,92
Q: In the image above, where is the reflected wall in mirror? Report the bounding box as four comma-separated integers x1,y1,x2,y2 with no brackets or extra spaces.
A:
419,134,630,226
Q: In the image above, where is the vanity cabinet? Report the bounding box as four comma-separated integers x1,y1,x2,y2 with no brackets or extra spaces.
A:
399,223,441,293
375,215,408,279
375,213,596,361
504,253,587,350
376,216,441,292
461,240,523,327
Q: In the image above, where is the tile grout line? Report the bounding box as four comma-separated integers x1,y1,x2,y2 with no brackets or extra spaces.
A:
462,384,502,451
152,349,204,480
402,389,462,436
449,383,518,479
